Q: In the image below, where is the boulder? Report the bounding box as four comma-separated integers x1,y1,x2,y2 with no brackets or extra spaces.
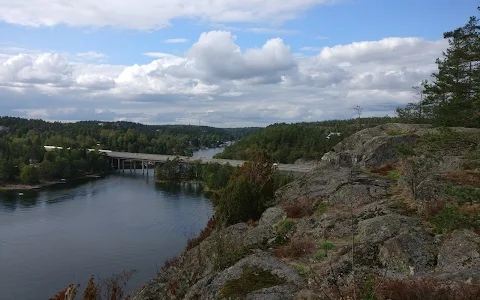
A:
259,207,286,227
436,229,480,273
379,227,437,275
184,252,305,300
357,214,423,244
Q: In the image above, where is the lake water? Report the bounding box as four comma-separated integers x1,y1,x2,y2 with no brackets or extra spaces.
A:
192,147,225,159
0,148,223,300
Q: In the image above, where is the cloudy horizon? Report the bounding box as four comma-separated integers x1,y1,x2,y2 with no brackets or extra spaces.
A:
0,0,475,127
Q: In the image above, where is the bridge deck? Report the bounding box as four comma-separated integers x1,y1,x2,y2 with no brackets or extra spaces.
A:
105,151,314,173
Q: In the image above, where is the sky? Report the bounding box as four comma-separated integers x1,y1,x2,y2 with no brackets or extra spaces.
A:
0,0,477,127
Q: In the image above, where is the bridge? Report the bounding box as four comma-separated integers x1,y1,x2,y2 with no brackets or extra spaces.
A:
44,146,315,174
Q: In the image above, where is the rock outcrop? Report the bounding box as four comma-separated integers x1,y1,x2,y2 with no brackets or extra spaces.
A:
130,124,480,299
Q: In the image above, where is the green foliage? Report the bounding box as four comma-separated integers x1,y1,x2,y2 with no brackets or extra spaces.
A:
446,185,480,204
277,220,295,231
314,251,327,260
290,263,311,276
396,9,480,128
20,165,40,184
314,203,329,216
431,205,470,234
273,170,295,190
215,117,398,163
214,153,275,226
205,233,248,272
320,242,335,251
220,267,285,298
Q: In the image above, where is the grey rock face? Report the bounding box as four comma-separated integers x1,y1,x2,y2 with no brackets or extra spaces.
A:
437,229,480,273
357,214,423,244
184,252,306,300
259,207,286,227
379,227,437,275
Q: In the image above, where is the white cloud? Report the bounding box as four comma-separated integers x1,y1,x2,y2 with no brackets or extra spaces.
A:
300,46,322,52
164,38,189,44
0,32,448,126
0,0,339,30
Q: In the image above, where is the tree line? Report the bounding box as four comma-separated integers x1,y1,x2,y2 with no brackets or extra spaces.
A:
214,117,399,163
0,117,258,156
396,7,480,127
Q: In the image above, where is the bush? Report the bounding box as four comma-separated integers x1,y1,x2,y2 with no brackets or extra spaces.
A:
446,185,480,205
431,205,470,233
274,239,315,258
206,233,249,272
283,197,316,218
214,153,275,226
185,216,215,251
277,219,296,232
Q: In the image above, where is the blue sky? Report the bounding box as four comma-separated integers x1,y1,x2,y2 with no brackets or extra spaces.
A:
0,0,477,126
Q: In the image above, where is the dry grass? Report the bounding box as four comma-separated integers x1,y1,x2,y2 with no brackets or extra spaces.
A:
442,171,480,188
274,239,316,258
370,162,401,176
283,197,317,218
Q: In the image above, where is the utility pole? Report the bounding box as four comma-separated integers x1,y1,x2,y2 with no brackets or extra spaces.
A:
354,105,363,130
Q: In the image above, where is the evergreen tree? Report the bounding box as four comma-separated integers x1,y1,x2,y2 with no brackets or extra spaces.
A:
419,8,480,127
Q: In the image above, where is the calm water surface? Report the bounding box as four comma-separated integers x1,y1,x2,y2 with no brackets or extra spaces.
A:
0,171,213,300
192,147,224,159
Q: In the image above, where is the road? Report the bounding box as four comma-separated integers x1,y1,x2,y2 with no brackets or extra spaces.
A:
105,151,314,173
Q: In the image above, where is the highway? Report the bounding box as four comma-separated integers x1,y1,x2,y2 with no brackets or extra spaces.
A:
105,151,314,173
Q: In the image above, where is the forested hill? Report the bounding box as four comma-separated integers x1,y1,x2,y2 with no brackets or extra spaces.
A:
0,117,259,156
214,116,400,163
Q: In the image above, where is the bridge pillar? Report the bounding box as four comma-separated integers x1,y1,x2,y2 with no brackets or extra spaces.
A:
147,161,149,175
117,158,120,171
122,160,125,173
142,160,145,175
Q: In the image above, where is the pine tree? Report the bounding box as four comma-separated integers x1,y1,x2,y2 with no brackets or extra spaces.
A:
422,8,480,127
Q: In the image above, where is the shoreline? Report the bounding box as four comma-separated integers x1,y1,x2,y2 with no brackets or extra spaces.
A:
0,173,109,192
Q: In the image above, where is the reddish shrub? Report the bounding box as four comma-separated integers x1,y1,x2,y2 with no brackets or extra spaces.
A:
185,216,216,251
283,198,315,218
82,275,98,300
49,284,79,300
422,200,447,219
370,163,400,176
99,269,136,300
377,278,480,300
161,256,179,273
274,239,315,258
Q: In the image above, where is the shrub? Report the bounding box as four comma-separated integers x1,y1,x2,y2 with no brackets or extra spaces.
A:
185,216,216,251
314,251,327,260
320,242,335,251
431,205,469,233
314,203,329,216
283,198,316,218
277,219,296,232
445,185,480,205
82,276,98,300
290,263,311,276
161,256,179,273
275,239,315,258
206,233,249,272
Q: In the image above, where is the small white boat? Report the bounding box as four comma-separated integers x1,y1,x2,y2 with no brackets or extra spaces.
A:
18,193,24,196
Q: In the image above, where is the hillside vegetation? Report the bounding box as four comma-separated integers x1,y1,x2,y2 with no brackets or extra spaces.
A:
214,117,399,163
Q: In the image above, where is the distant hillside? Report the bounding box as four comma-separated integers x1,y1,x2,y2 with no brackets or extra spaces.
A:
0,117,260,156
214,117,400,163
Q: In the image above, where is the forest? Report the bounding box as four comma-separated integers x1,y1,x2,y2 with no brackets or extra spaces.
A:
214,116,399,163
0,118,257,186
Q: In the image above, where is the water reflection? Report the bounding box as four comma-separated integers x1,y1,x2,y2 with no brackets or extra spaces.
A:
155,182,205,196
0,190,41,211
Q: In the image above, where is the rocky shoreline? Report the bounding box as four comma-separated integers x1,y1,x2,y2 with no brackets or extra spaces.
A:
129,123,480,299
0,173,107,191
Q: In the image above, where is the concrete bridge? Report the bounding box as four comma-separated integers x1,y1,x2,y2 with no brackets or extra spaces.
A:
44,146,315,174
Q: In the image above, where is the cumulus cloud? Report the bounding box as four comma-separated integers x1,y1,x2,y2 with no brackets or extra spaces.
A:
0,0,338,30
0,31,448,126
